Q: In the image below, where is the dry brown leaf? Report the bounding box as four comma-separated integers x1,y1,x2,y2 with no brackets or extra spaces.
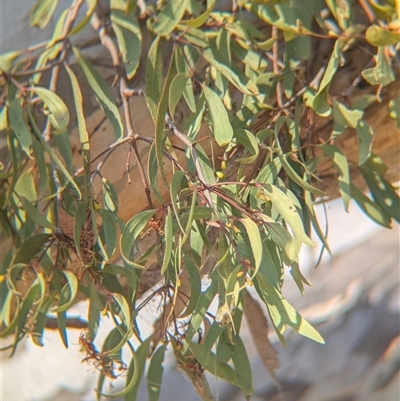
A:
244,289,280,384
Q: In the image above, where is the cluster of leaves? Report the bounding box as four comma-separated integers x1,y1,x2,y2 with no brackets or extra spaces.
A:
0,0,399,400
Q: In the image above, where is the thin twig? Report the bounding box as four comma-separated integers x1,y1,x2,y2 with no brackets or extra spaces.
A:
90,11,155,209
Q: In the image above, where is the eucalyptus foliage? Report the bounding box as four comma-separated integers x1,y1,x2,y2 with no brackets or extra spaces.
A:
0,0,399,400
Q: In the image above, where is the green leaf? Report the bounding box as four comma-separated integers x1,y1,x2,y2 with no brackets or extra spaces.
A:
179,254,202,318
256,273,324,344
73,47,123,140
88,280,101,341
123,339,151,401
183,0,216,28
169,73,190,117
232,336,253,396
237,217,262,278
102,177,119,213
203,47,258,95
8,98,32,158
356,119,373,165
65,63,89,145
147,142,164,203
101,326,124,361
234,128,259,164
365,25,400,47
279,153,324,196
360,166,400,223
262,184,315,247
155,49,177,186
20,196,57,230
69,0,97,35
74,202,87,265
161,207,173,274
146,37,162,122
202,85,233,147
120,210,155,268
110,7,142,79
189,342,240,386
152,0,188,36
53,129,73,172
147,344,167,401
102,265,137,297
350,183,391,227
260,215,298,262
312,40,341,116
320,144,351,211
175,47,196,113
112,293,131,328
183,277,218,352
53,271,78,313
362,47,395,86
30,87,70,134
30,0,59,29
28,112,82,198
98,209,118,259
13,234,52,264
304,190,332,256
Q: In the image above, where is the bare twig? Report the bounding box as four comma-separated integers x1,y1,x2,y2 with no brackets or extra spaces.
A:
90,11,155,209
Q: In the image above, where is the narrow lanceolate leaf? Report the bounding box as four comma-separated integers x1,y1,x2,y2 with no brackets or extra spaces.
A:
237,218,262,278
202,85,233,147
360,165,400,223
232,336,254,396
155,50,177,186
120,210,155,268
152,0,188,36
179,255,201,318
161,207,173,274
147,142,164,203
30,87,70,134
8,98,32,157
147,345,167,401
74,202,87,265
53,271,78,313
170,171,187,235
20,196,57,230
65,63,89,146
244,290,279,384
356,120,373,165
183,0,216,28
234,129,259,164
123,339,151,401
183,277,218,352
203,48,258,95
320,144,350,212
189,343,240,387
175,47,196,113
110,6,142,79
256,273,325,344
146,37,162,122
350,183,391,227
279,153,324,196
30,0,59,29
98,209,117,259
169,73,190,117
263,184,315,247
312,40,341,116
112,293,131,328
72,47,123,140
28,113,82,198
